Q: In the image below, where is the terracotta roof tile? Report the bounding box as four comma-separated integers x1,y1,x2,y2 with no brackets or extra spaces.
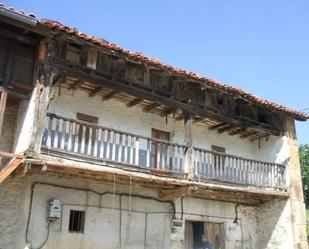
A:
1,3,308,120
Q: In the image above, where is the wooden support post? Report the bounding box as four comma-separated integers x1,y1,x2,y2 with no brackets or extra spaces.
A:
32,68,57,153
0,90,8,136
184,114,194,178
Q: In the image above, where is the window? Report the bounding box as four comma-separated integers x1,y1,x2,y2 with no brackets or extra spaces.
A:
69,210,85,233
212,145,226,173
151,128,170,169
185,221,224,249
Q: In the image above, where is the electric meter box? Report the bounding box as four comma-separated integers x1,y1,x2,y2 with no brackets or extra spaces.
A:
171,219,185,241
47,198,62,220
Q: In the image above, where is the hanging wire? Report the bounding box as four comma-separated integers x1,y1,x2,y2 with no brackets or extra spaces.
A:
129,176,132,216
112,174,116,209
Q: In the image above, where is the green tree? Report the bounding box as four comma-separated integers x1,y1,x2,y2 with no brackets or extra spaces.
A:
300,144,309,207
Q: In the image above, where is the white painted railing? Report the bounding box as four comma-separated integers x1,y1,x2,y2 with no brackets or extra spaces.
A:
41,113,287,189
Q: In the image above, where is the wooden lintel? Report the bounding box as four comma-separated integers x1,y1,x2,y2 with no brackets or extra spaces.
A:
68,80,84,90
217,124,234,134
127,98,142,107
89,86,102,97
143,103,160,112
102,90,117,101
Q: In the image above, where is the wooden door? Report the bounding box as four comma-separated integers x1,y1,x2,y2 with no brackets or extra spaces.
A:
151,128,170,169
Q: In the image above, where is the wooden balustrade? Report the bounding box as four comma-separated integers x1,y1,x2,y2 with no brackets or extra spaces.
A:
41,113,287,189
193,147,286,189
42,113,186,173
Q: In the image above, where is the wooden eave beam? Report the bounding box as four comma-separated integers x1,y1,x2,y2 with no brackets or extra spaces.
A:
250,134,269,142
217,124,235,134
102,90,117,101
229,128,246,136
49,60,281,136
0,26,39,45
89,86,103,97
160,108,175,117
68,79,84,90
127,98,142,107
143,102,160,112
209,123,226,130
240,131,258,139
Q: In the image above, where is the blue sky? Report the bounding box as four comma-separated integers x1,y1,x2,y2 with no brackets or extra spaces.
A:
5,0,309,144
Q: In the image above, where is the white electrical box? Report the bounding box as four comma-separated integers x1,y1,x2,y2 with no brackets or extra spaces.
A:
48,199,62,220
171,219,185,241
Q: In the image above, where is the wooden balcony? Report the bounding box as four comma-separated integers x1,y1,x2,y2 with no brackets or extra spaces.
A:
41,113,287,191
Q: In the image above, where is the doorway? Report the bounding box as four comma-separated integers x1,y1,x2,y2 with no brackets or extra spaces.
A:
185,221,224,249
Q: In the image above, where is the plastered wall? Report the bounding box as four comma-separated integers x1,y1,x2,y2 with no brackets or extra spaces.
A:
7,174,258,249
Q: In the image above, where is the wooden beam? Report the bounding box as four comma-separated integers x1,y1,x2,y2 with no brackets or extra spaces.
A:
175,114,185,121
0,158,23,184
217,124,234,134
239,131,258,139
89,86,102,97
143,103,160,112
160,108,175,117
102,90,117,101
50,60,281,136
0,90,8,136
250,134,269,142
68,80,84,90
32,66,58,152
184,115,194,178
0,151,25,159
229,128,246,136
127,98,142,107
209,123,226,130
158,186,273,205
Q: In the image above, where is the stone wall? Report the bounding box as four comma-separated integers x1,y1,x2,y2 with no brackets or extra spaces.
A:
1,174,259,249
0,177,26,249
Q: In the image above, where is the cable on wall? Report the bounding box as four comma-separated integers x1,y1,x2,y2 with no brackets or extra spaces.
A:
25,181,176,248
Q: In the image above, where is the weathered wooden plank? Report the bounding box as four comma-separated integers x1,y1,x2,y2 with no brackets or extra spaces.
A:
0,158,23,184
0,91,8,135
127,98,142,107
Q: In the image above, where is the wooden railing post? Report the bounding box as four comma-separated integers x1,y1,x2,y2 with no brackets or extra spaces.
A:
184,114,194,178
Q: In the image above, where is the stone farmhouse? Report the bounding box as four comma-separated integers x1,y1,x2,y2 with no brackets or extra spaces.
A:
0,3,308,249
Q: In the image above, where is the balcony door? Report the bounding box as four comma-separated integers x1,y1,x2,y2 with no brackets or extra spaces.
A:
151,128,170,169
76,113,98,154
